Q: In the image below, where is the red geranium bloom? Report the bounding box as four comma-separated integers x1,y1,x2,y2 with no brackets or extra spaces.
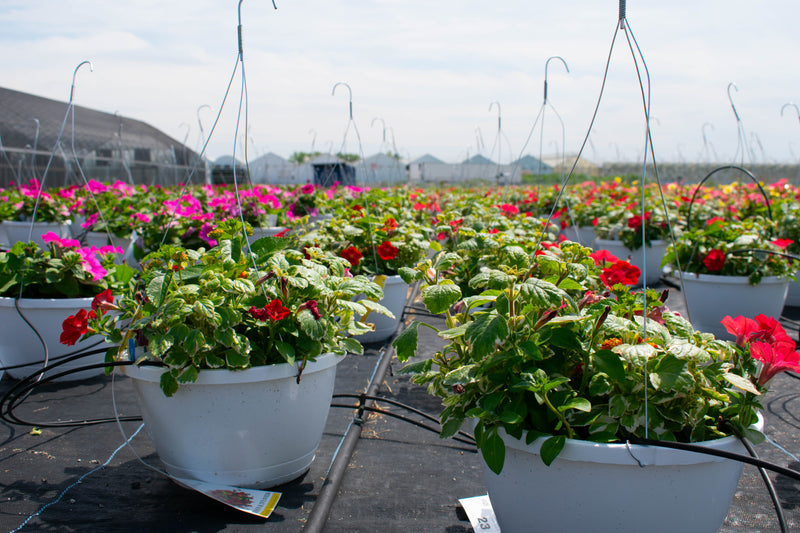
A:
377,241,398,261
590,249,621,266
341,246,363,266
60,309,89,345
600,261,641,288
750,341,800,386
702,249,726,272
91,289,114,316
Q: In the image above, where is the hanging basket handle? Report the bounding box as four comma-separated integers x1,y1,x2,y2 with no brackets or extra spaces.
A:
685,165,773,229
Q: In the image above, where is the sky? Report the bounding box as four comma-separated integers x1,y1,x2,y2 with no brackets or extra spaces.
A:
2,1,799,166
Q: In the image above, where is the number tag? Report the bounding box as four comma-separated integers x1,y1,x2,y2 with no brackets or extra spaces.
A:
458,495,501,531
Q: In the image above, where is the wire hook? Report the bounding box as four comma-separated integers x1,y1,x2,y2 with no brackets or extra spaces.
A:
727,82,741,122
543,56,569,103
371,117,387,143
781,102,800,124
69,61,93,102
489,101,501,131
332,82,353,120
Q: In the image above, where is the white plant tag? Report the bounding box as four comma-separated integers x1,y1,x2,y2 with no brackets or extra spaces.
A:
458,494,501,531
173,477,281,518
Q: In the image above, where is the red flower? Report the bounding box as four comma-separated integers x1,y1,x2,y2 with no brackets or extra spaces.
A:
60,309,89,345
383,218,398,232
91,289,115,316
600,261,641,288
590,249,620,266
627,212,651,230
721,315,758,347
299,299,321,320
377,241,398,261
702,249,726,272
750,341,800,386
750,314,796,351
250,299,291,322
771,238,793,250
341,246,363,266
500,203,519,215
265,299,291,321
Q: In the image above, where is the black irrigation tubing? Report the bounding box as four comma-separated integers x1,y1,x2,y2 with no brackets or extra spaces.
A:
0,357,143,428
332,393,477,445
740,436,789,533
627,437,800,483
329,403,476,448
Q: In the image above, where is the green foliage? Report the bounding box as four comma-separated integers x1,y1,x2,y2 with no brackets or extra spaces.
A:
395,240,764,473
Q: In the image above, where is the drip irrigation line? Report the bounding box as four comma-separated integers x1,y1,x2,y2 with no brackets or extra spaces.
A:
332,393,477,445
329,403,476,448
739,436,789,533
1,358,143,428
627,437,800,482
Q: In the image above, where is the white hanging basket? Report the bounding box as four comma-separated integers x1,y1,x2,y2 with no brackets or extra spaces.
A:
122,352,344,489
560,225,596,248
678,273,788,339
594,238,668,286
355,274,408,343
2,221,71,249
482,414,763,533
0,296,107,381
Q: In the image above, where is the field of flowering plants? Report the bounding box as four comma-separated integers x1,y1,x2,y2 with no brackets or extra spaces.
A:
3,176,799,277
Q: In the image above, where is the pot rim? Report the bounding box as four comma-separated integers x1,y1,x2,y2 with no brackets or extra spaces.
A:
678,272,790,284
498,412,764,467
121,352,345,385
0,296,94,308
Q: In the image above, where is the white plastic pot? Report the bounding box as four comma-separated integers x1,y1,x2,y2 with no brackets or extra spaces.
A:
594,238,668,286
0,296,107,381
122,352,344,489
679,273,789,339
784,275,800,307
355,275,408,343
560,225,596,248
3,221,71,249
482,415,762,533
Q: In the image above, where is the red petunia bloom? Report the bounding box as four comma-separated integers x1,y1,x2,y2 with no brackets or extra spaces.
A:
249,299,291,322
91,289,115,316
600,261,641,288
702,249,726,272
500,203,519,215
341,246,363,266
377,241,398,261
750,314,796,352
627,212,651,230
750,341,800,386
721,315,759,347
590,249,621,266
383,218,398,232
299,299,321,320
60,309,89,345
771,238,794,250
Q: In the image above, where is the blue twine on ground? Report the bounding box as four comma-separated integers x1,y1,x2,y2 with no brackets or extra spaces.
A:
10,423,145,533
